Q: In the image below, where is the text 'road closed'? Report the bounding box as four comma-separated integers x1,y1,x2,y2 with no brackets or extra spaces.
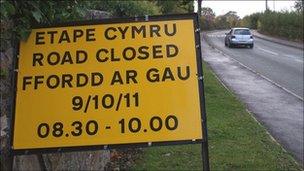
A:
13,15,204,150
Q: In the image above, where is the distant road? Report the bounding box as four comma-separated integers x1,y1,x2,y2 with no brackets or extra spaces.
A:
205,30,303,99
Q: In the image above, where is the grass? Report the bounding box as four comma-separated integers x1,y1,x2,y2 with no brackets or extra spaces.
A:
131,63,301,170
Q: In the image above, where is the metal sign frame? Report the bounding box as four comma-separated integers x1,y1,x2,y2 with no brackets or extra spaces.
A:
10,14,209,169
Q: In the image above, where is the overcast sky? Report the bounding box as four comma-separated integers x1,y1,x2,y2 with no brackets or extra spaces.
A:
194,0,296,18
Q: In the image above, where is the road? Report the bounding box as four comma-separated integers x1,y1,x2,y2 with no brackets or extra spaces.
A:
202,30,303,165
205,30,303,99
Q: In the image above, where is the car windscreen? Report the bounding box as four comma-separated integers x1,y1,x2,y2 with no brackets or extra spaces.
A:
234,29,251,35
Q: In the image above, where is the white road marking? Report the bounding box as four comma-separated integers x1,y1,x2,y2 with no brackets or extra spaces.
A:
207,42,304,101
206,34,225,38
283,54,304,63
258,47,278,56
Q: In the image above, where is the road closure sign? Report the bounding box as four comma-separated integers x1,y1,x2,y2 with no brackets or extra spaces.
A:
12,14,205,152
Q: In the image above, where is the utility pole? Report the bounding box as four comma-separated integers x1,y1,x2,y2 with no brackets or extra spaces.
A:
198,0,202,16
265,0,269,11
196,1,210,171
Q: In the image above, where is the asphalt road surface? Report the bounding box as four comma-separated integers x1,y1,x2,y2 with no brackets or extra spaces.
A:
203,30,303,165
205,30,303,99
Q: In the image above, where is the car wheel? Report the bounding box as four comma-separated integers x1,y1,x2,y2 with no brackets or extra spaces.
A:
249,44,254,48
228,41,233,48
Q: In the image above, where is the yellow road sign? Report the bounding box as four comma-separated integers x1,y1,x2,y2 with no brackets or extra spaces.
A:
13,14,204,151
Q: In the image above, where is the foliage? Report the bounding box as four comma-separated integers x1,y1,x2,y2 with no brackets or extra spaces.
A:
0,0,90,40
1,0,194,49
237,1,303,41
224,11,240,27
90,0,160,17
200,7,216,30
294,0,304,13
155,0,194,14
198,0,303,42
200,10,241,30
240,12,262,29
213,15,230,29
241,10,303,41
259,10,303,41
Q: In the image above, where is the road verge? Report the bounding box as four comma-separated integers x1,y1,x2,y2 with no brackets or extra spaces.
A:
252,30,303,50
202,32,303,166
130,62,301,170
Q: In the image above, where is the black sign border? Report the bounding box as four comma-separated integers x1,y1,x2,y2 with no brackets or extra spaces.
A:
10,13,208,155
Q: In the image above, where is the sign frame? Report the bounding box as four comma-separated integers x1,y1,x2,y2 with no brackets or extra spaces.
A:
10,13,209,160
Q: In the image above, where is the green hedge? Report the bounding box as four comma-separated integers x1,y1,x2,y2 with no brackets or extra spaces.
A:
242,10,303,41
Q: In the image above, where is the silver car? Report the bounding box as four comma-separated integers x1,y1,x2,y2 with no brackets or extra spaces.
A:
225,28,254,48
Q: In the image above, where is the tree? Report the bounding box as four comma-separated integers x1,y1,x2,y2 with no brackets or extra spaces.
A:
294,0,304,13
155,0,194,14
200,7,215,30
0,0,163,49
214,15,229,29
201,7,215,18
91,0,160,17
224,11,240,28
241,12,262,29
0,0,91,42
211,11,240,29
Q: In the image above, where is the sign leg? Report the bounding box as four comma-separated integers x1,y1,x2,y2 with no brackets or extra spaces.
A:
37,154,47,171
202,140,210,171
8,154,14,171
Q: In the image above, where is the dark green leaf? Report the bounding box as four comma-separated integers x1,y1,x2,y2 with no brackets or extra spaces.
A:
4,1,15,15
32,11,43,22
19,29,31,40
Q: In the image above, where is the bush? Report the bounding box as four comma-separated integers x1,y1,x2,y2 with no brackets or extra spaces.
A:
91,1,160,17
241,13,262,29
243,10,303,41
